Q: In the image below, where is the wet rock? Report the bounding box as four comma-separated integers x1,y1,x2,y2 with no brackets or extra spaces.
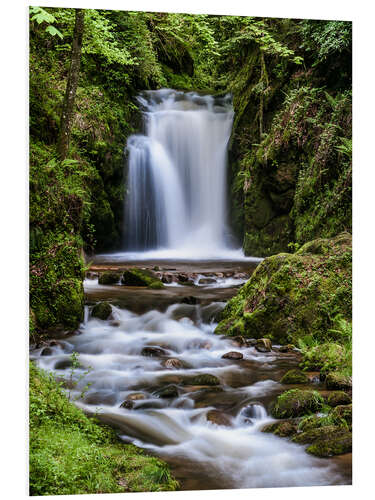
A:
91,301,112,320
246,338,258,347
163,358,184,370
255,338,272,353
327,391,352,407
98,272,121,285
54,359,75,370
279,344,295,353
183,374,220,386
206,410,232,427
155,385,179,398
280,369,309,384
181,296,198,305
177,273,189,282
198,278,216,285
231,336,247,347
141,346,167,357
120,400,134,409
325,372,352,391
271,389,324,418
127,393,147,401
110,320,120,327
222,351,243,360
292,425,352,457
122,268,164,289
84,391,117,406
261,419,299,437
41,347,53,356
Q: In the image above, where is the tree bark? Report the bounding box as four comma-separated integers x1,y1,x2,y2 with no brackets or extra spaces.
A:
57,9,85,160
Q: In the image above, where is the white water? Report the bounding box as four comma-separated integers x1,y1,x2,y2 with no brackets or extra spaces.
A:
32,302,345,489
124,89,236,258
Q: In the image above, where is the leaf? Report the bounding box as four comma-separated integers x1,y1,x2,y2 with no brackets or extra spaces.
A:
45,25,64,40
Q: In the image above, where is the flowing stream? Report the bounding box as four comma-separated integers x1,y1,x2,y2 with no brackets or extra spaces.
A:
31,90,351,489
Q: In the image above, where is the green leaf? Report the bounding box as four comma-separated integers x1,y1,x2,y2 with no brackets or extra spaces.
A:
45,25,64,40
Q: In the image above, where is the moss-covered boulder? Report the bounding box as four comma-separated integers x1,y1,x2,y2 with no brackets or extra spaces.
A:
215,233,351,345
91,302,112,320
280,369,309,384
327,391,352,407
330,404,352,429
122,268,164,289
291,425,352,457
325,372,352,391
261,419,299,437
98,272,121,285
271,389,324,418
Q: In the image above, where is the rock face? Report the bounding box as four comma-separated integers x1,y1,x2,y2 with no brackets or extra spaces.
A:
98,272,121,285
215,233,352,345
222,351,243,360
280,369,309,384
271,389,324,418
91,301,112,320
122,268,164,289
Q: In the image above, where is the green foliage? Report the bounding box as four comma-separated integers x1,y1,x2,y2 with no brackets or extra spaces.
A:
30,6,63,39
29,363,179,495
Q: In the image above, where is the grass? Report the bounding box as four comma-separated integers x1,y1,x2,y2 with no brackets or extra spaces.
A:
29,362,179,496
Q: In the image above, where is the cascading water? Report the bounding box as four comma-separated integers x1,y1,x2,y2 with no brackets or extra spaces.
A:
125,89,235,258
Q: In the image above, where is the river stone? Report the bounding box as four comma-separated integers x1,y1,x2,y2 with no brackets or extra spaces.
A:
206,410,232,427
127,393,147,401
279,344,295,353
271,389,324,418
325,372,352,391
255,338,272,353
327,391,352,407
163,358,184,370
98,272,121,285
162,272,175,284
183,374,220,386
231,336,247,347
222,351,243,360
120,400,134,409
181,296,198,305
198,278,216,285
141,346,167,357
281,369,309,384
91,301,112,320
41,347,53,356
261,419,299,437
155,385,179,398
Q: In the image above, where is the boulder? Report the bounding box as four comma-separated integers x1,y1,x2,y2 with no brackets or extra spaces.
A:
280,369,309,384
222,351,243,360
271,389,324,418
325,372,352,391
198,278,216,285
41,347,53,356
182,374,220,386
98,272,121,285
279,344,295,353
261,419,299,437
127,393,147,401
122,268,164,289
163,358,184,370
141,346,167,357
206,410,232,427
181,296,198,305
120,400,134,409
155,385,179,398
292,425,352,457
327,391,352,407
255,339,272,353
91,301,112,320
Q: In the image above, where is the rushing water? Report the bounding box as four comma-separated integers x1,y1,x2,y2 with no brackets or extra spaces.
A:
124,89,235,258
31,266,351,490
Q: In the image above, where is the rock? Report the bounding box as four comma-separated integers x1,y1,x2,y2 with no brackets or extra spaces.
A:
280,369,309,384
183,374,220,386
330,404,352,428
120,400,134,409
261,420,299,437
222,351,243,360
325,372,352,391
155,385,179,398
279,344,295,353
141,346,166,357
41,347,53,356
271,389,324,418
198,278,216,285
245,339,258,347
292,425,352,457
98,272,121,285
177,273,189,282
162,272,175,284
255,338,272,353
206,410,232,427
327,391,352,407
231,336,247,347
163,358,184,370
181,296,198,305
122,268,164,289
127,393,146,401
91,301,112,320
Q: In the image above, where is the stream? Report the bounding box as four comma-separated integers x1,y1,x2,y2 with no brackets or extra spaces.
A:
31,258,352,490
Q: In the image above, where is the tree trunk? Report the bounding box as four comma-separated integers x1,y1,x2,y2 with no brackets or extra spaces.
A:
57,9,85,160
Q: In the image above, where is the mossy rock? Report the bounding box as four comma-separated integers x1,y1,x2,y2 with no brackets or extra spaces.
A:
98,272,121,285
299,343,345,372
327,391,352,407
182,374,220,386
215,233,352,345
292,424,352,456
280,369,309,384
261,419,299,437
271,389,324,418
122,268,164,289
91,302,112,320
329,404,352,428
325,372,352,391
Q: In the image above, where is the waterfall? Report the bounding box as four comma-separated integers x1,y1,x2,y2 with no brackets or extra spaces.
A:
125,89,235,257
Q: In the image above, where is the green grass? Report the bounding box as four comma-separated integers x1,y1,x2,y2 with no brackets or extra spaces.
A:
29,362,179,496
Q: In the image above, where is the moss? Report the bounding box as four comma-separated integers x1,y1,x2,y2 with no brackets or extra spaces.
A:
122,268,164,288
29,363,179,495
91,302,112,320
306,432,352,457
271,389,324,418
325,372,352,390
261,419,299,437
327,391,352,407
280,369,309,384
329,404,352,429
98,272,121,285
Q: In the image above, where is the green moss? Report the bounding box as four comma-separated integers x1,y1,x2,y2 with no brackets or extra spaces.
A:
327,391,352,407
29,363,179,496
261,419,299,437
271,389,324,418
280,369,309,384
306,432,352,457
98,272,121,285
91,302,112,320
122,268,164,288
325,372,352,390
